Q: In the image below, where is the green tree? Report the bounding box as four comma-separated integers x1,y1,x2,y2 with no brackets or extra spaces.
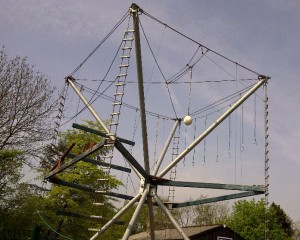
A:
193,197,230,226
269,202,294,238
0,150,23,210
39,120,122,239
225,199,293,240
0,150,47,240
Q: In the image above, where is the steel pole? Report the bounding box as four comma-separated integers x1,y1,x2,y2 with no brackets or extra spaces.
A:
158,76,269,178
146,197,156,240
131,3,150,173
122,188,149,240
66,76,112,137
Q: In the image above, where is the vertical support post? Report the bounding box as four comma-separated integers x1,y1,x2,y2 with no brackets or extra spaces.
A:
131,3,150,173
122,189,149,240
146,197,156,240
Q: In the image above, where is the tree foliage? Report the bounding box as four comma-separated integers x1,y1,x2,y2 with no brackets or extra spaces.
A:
0,48,55,161
0,149,34,212
39,120,122,239
225,199,294,239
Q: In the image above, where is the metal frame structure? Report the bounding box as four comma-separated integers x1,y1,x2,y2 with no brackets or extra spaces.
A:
45,3,270,240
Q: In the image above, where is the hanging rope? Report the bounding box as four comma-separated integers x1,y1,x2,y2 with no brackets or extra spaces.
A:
202,116,207,165
192,118,197,166
216,111,220,162
253,94,257,145
52,82,69,145
152,116,160,170
139,19,178,118
264,82,270,240
187,67,193,115
228,108,231,158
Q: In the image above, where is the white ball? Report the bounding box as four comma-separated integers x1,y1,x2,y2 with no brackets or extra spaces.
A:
183,115,193,125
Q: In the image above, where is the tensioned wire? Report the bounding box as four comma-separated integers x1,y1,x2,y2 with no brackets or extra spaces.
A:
141,8,262,77
69,10,130,77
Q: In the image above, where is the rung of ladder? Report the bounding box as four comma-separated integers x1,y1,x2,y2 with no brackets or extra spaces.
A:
120,55,130,59
110,112,120,116
122,38,134,41
102,155,113,158
119,64,129,68
122,47,132,50
114,92,124,96
115,82,126,86
91,215,103,219
88,228,100,232
125,29,135,33
97,178,109,181
104,145,114,148
112,102,122,106
95,190,107,193
106,133,116,137
108,122,119,125
93,202,104,206
117,73,127,77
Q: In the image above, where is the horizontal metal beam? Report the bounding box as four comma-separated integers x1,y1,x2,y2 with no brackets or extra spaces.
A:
172,191,263,208
45,140,105,179
96,190,134,200
158,180,265,192
72,123,135,146
48,177,134,200
67,153,131,173
56,210,124,225
48,177,94,192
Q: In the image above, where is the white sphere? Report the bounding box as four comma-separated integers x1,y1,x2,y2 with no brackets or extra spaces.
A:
183,115,193,125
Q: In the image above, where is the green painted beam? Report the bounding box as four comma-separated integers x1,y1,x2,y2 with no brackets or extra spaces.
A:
48,177,94,192
172,191,263,208
158,180,265,192
45,140,105,179
67,153,131,173
72,123,135,146
48,177,134,200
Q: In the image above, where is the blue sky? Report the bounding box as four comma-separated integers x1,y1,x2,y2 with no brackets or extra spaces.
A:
1,0,300,222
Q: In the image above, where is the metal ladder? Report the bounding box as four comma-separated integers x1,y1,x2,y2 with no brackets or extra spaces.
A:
88,29,135,230
99,28,134,176
168,125,181,201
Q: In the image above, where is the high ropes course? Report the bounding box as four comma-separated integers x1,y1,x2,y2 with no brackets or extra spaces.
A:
44,3,270,240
